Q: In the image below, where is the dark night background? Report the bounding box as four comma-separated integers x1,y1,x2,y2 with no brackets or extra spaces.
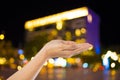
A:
0,0,120,48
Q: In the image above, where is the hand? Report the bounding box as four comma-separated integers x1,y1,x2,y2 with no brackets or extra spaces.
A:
7,39,93,80
40,39,93,59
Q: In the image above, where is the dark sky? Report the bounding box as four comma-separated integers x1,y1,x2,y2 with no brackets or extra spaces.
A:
0,0,120,48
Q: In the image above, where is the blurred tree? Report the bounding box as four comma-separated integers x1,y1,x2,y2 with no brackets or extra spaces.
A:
0,40,18,59
0,40,19,69
24,32,49,60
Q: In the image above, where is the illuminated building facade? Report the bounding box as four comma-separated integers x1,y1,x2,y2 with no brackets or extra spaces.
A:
24,6,101,55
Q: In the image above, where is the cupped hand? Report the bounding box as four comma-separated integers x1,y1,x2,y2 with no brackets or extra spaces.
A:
41,40,93,59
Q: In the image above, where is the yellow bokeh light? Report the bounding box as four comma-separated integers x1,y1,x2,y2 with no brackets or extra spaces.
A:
0,57,6,65
19,54,25,60
111,70,116,76
81,38,86,43
9,57,15,63
0,34,5,40
75,38,86,43
56,20,63,30
75,39,81,43
75,29,81,36
47,63,54,68
118,58,120,63
65,31,72,40
67,58,75,64
88,45,93,50
81,28,86,34
17,65,22,71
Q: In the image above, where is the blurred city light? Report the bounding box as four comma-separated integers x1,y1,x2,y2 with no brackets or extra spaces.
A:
82,63,88,68
0,57,6,65
102,50,120,70
0,34,5,40
18,49,24,55
25,7,88,31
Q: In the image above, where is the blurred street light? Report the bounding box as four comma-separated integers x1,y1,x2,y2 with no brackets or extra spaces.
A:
0,34,5,40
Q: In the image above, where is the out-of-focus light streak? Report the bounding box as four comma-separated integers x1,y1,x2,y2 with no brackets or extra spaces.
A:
24,7,88,31
102,50,119,70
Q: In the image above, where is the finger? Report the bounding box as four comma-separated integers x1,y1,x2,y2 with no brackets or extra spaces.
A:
59,43,92,58
79,43,93,49
72,43,93,55
62,44,78,51
60,51,75,58
61,41,78,50
77,43,93,48
62,40,76,45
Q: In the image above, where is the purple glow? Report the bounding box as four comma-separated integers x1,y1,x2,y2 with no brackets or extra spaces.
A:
86,8,101,54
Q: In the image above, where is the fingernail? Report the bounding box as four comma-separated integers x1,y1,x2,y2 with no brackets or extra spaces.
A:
88,44,93,50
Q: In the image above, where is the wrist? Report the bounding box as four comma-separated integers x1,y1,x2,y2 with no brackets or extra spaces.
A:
37,48,49,60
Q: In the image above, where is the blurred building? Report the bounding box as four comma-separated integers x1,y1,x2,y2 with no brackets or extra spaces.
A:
24,6,101,56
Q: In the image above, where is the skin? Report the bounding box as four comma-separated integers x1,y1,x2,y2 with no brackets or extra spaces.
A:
7,39,92,80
